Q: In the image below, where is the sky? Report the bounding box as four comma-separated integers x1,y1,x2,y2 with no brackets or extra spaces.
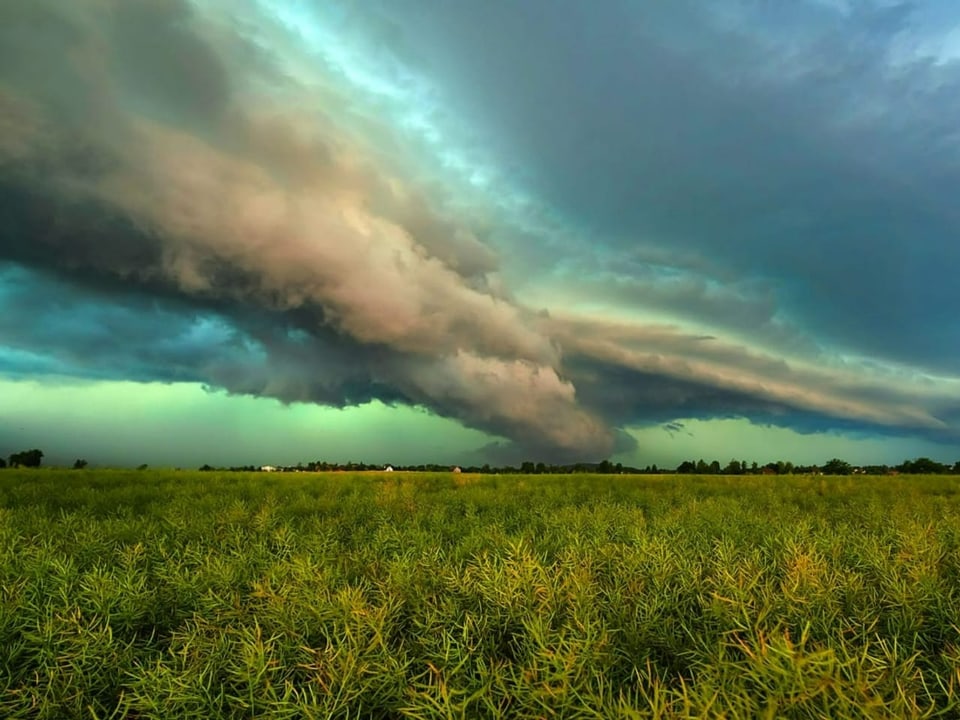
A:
1,0,959,468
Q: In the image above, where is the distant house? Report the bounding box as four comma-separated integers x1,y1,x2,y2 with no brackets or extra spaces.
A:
452,466,462,474
260,465,277,472
384,465,394,472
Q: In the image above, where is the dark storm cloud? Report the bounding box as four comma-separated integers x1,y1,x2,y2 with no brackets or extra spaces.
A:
0,262,406,407
546,313,960,446
373,0,960,371
0,0,620,458
1,0,959,460
0,264,214,384
564,353,960,447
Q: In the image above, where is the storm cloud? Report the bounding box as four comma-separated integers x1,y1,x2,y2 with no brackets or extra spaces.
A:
1,0,959,461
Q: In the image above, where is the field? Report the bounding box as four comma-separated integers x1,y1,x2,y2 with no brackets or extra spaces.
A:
2,471,960,718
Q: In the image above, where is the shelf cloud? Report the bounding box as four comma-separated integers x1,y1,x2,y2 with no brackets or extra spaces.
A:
2,0,959,461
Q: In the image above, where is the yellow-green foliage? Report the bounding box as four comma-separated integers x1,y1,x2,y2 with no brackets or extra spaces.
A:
2,470,960,718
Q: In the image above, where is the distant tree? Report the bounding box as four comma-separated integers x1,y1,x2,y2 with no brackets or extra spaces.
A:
750,461,759,474
520,461,535,474
917,457,946,473
724,459,742,475
823,458,852,475
137,464,149,471
709,460,721,474
9,449,43,468
954,461,960,474
696,459,709,474
677,460,696,473
72,459,88,470
0,457,6,469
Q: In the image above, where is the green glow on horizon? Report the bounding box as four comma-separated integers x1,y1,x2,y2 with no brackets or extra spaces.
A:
620,418,958,468
2,378,955,469
0,378,492,468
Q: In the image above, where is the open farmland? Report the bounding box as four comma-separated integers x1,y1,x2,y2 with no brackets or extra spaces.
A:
2,471,960,718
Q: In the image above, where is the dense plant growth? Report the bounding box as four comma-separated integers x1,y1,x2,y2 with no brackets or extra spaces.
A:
1,470,959,718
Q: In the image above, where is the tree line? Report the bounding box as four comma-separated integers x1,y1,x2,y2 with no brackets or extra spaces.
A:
674,457,960,475
197,459,648,474
1,450,87,469
4,449,959,475
199,456,960,475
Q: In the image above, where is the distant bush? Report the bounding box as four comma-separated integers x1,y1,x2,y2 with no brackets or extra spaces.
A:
9,449,43,468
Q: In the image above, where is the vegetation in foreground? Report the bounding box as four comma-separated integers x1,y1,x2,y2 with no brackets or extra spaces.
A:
2,470,960,718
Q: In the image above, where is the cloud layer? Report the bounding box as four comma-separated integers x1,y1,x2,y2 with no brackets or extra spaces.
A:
2,0,959,460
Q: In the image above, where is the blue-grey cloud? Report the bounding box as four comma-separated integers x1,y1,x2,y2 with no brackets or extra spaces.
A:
368,0,960,368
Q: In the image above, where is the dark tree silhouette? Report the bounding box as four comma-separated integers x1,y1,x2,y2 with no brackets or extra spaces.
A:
9,449,43,468
899,457,949,474
823,458,852,475
724,459,742,474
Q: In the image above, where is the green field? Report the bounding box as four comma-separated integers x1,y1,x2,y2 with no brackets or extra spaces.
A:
2,470,960,718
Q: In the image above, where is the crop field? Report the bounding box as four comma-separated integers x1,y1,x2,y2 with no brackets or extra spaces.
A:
2,471,960,719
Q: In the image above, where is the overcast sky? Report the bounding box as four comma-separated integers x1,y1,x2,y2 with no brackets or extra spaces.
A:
1,0,959,467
